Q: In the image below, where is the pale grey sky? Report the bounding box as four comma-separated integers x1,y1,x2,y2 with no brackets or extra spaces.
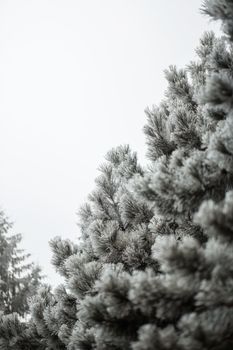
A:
0,0,219,284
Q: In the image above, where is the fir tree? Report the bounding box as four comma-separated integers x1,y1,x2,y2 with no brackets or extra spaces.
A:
0,211,42,317
0,212,43,349
0,311,44,350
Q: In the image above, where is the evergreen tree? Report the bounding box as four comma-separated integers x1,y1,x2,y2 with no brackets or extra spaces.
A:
0,211,44,349
5,0,233,348
28,146,153,349
0,211,42,317
0,311,44,350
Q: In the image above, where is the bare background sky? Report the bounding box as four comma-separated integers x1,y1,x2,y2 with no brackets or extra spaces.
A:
0,0,219,284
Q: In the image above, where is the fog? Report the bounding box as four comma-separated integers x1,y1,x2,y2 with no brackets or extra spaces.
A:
0,0,219,284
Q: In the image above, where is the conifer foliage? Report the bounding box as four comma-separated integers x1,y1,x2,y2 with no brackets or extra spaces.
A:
2,0,233,349
0,212,43,350
0,211,42,316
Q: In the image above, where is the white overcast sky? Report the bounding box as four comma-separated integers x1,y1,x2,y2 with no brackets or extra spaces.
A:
0,0,219,284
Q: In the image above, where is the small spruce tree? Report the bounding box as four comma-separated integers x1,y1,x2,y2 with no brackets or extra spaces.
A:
0,211,43,350
0,211,42,316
